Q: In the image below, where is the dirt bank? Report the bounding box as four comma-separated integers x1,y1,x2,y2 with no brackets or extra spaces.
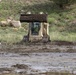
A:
0,41,76,53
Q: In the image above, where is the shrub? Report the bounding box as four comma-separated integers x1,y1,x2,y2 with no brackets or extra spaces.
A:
52,0,76,9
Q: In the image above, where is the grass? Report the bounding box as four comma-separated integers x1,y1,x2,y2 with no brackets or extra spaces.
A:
0,27,27,44
50,31,76,42
0,0,76,44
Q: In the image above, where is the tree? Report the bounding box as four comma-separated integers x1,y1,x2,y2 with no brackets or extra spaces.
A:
52,0,76,9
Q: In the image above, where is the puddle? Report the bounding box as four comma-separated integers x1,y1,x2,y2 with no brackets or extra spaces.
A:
0,52,76,74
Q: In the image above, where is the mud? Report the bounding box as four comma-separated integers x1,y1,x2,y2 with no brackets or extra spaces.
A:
0,52,76,75
0,41,76,75
0,41,76,53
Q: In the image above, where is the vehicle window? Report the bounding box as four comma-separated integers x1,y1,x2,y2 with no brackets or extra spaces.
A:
31,22,40,35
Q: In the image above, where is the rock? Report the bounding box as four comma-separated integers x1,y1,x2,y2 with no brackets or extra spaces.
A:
12,28,19,31
0,21,8,27
10,21,21,28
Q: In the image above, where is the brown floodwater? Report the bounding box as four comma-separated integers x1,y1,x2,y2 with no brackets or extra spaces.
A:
0,52,76,75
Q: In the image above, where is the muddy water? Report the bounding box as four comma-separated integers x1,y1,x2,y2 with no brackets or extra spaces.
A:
0,52,76,74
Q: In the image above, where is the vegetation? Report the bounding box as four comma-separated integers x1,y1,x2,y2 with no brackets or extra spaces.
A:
0,0,76,44
52,0,76,8
0,26,27,44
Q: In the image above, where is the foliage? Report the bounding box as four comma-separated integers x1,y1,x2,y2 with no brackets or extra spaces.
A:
52,0,76,8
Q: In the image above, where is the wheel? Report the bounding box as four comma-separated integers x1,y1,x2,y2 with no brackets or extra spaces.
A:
42,35,50,42
23,35,29,42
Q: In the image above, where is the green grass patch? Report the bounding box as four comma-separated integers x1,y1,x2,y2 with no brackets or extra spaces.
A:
0,27,27,44
50,31,76,42
0,0,76,43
